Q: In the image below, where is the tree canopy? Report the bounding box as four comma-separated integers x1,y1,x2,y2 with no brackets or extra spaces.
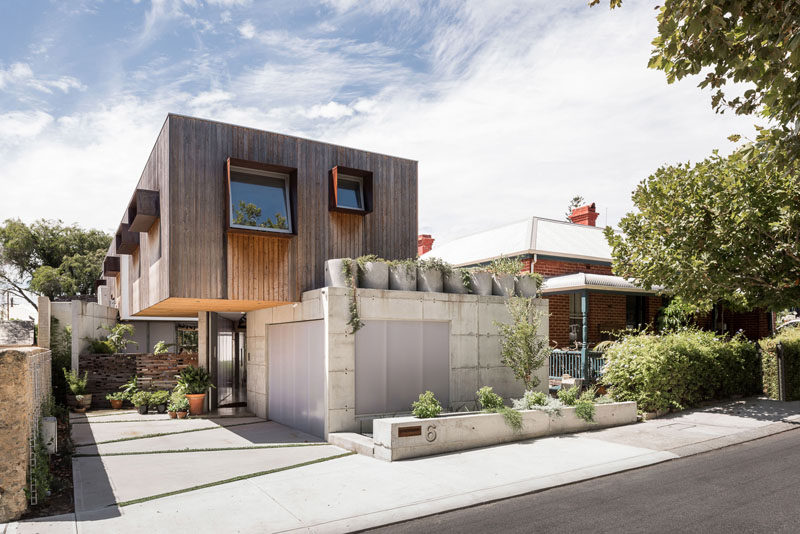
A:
605,147,800,311
0,219,112,307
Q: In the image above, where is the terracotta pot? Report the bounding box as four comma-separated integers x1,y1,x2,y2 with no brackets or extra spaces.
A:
110,399,123,410
176,411,188,419
168,411,177,419
186,393,207,415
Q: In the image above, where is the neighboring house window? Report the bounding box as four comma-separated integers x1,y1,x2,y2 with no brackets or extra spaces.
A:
626,295,647,330
568,293,582,345
336,174,364,210
229,166,292,233
329,166,373,214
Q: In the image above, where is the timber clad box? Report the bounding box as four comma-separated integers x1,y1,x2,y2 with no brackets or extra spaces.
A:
104,114,418,317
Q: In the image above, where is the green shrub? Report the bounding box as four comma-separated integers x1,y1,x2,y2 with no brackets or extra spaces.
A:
176,365,214,394
601,329,760,413
105,392,126,401
575,388,596,422
411,391,442,418
149,390,170,405
168,391,189,412
87,338,114,354
759,327,800,401
557,386,580,406
498,406,522,431
50,319,72,403
476,386,504,410
130,391,151,408
63,368,88,395
514,390,548,409
119,376,139,400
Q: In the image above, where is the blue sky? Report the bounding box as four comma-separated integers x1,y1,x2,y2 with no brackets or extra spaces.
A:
0,0,757,244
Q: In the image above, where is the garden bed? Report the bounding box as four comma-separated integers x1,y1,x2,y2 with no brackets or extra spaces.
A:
372,401,637,461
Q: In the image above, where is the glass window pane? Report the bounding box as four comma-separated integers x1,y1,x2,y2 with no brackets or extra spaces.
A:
337,177,362,210
230,170,291,231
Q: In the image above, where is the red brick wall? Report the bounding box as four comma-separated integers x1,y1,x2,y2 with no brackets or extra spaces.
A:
531,258,612,277
695,308,771,341
544,294,570,348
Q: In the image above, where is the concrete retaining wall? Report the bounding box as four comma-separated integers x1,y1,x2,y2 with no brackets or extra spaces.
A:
372,401,638,461
0,347,52,521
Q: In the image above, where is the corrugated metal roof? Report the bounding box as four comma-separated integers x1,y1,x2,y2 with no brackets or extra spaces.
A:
421,216,612,266
540,273,661,294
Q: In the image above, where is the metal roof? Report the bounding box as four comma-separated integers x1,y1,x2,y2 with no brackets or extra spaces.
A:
540,272,661,295
421,216,613,266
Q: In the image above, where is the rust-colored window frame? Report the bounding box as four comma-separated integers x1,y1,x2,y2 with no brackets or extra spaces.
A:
329,166,373,215
225,157,298,238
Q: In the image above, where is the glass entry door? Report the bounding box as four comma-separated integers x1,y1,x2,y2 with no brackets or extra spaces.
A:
214,314,247,409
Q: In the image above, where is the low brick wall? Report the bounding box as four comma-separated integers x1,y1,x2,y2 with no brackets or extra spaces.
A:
80,352,198,407
0,347,51,522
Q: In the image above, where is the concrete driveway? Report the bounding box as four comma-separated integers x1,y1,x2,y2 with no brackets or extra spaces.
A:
68,410,350,513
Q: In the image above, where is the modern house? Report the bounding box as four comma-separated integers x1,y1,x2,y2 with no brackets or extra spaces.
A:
99,114,547,438
420,202,773,351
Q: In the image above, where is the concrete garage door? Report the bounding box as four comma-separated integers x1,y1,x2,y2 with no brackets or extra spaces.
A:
355,320,450,416
268,320,325,438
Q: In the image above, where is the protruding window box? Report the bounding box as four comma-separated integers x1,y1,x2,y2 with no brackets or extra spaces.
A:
103,256,121,276
94,279,107,292
128,189,160,233
115,223,140,254
329,166,373,215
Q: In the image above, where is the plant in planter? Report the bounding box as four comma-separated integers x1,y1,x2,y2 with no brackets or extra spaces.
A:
119,375,139,402
488,256,523,297
476,386,521,431
63,368,92,411
86,323,138,354
354,254,389,289
411,390,442,418
153,341,176,355
467,267,493,296
495,297,550,390
150,390,170,414
416,257,451,293
176,365,214,415
443,266,472,294
388,258,417,291
105,392,126,410
167,391,183,418
173,393,190,418
341,258,364,334
131,391,151,415
516,271,543,298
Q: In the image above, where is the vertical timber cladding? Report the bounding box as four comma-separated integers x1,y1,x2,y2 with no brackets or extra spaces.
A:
355,320,450,415
167,114,418,304
268,320,325,438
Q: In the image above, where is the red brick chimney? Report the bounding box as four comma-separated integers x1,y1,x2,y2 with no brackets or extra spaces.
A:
568,203,599,226
417,234,435,255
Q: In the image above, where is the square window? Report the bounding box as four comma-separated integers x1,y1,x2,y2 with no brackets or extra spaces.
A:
229,166,292,233
336,174,364,210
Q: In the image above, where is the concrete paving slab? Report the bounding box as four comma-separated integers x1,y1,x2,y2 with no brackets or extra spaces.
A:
81,420,323,455
71,416,264,446
73,444,348,511
70,410,142,422
3,513,76,534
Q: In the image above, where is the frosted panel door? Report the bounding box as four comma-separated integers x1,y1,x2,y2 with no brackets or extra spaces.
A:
355,321,449,415
267,320,325,438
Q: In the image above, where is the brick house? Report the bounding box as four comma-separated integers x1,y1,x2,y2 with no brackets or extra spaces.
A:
420,203,771,349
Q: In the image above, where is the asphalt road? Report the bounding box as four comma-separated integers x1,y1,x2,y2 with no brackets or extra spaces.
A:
367,427,800,534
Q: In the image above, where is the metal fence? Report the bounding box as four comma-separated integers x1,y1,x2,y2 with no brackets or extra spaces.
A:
549,350,605,381
27,349,51,506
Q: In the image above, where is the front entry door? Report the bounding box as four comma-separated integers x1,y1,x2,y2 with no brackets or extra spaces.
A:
214,315,247,409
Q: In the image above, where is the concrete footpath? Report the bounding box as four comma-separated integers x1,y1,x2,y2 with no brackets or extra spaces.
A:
4,397,800,534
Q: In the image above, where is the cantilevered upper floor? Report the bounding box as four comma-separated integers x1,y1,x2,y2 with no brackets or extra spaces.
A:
102,114,418,317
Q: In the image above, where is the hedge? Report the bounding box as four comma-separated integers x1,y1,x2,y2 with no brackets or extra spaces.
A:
759,327,800,401
600,330,760,413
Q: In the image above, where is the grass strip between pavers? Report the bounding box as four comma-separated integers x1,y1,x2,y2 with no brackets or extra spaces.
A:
74,421,263,447
73,443,329,457
71,411,139,419
116,451,356,507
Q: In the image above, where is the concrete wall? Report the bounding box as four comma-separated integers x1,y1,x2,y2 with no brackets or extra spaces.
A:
66,301,118,370
247,287,548,438
0,347,51,521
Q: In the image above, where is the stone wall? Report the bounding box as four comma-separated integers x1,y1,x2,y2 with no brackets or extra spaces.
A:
79,352,198,407
0,320,34,346
0,347,51,522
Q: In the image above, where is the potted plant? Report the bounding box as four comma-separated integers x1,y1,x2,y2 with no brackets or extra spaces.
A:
153,341,175,355
63,368,92,411
516,271,543,297
416,258,449,292
150,390,170,414
167,391,183,418
131,391,151,415
174,394,190,419
388,258,417,291
468,268,493,296
176,365,214,415
443,267,472,294
119,375,139,402
488,256,522,297
105,392,126,410
355,254,388,289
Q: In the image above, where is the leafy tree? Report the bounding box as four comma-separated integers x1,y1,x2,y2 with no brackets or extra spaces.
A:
565,195,586,221
495,297,550,389
605,146,800,311
0,219,112,308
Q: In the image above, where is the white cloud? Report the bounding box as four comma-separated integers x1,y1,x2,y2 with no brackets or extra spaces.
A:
0,62,85,94
238,20,255,39
0,110,54,141
206,0,251,6
189,89,233,107
303,101,354,120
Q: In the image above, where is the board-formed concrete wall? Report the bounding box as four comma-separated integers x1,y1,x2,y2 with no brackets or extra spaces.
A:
247,287,548,438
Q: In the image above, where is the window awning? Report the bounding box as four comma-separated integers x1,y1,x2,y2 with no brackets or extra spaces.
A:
540,272,663,295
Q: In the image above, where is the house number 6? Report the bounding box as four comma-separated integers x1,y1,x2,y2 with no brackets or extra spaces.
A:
426,424,437,442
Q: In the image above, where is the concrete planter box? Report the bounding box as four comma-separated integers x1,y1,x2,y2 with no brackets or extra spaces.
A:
417,268,444,292
359,261,389,289
492,274,515,297
443,271,469,294
389,264,417,291
516,275,539,297
373,401,637,461
469,271,493,296
324,259,351,287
